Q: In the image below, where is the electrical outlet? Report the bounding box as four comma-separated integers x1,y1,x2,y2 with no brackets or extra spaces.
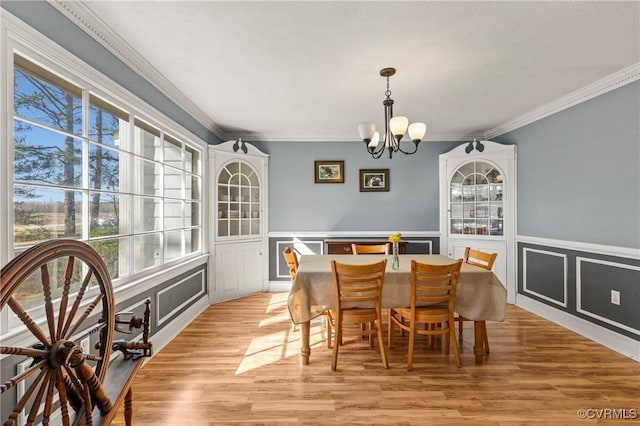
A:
610,290,620,306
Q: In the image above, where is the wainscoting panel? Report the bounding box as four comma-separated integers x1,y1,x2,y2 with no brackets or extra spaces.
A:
522,248,568,307
577,257,640,335
156,268,207,327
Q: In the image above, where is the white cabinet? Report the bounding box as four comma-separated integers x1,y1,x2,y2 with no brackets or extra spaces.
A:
439,141,516,303
214,241,263,301
208,141,269,303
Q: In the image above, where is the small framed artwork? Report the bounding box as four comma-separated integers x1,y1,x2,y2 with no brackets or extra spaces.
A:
359,169,389,192
314,160,344,183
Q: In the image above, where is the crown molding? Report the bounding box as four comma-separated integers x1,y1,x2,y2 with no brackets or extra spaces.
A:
234,132,479,143
484,63,640,139
48,0,227,140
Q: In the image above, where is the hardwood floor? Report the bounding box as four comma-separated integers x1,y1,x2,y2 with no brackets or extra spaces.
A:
113,292,639,425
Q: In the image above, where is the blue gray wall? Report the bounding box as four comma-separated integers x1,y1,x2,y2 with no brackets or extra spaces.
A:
496,82,640,248
255,140,459,232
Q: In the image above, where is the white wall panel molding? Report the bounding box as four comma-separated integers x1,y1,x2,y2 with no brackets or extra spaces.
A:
48,0,225,139
518,235,640,259
522,247,568,307
517,295,640,362
576,256,640,336
156,269,206,327
485,63,640,139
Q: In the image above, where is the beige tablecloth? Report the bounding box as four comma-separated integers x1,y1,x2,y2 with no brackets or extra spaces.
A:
288,254,507,324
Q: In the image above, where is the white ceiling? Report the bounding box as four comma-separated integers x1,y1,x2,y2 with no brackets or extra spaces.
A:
68,1,639,142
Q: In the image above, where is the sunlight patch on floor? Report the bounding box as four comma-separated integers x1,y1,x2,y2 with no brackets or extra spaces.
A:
236,329,299,374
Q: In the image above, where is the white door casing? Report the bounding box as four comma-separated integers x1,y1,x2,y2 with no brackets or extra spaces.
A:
439,141,517,303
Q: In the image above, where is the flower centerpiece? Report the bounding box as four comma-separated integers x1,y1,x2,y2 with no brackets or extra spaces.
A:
388,232,402,269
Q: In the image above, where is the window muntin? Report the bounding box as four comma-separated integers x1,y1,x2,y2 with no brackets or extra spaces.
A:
10,55,203,298
449,161,503,236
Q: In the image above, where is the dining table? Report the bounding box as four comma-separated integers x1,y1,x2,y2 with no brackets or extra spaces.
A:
287,254,507,365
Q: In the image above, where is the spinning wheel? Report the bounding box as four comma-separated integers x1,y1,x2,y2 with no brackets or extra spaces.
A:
1,240,151,425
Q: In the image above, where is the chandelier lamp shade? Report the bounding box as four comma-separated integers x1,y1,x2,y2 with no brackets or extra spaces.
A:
358,67,426,159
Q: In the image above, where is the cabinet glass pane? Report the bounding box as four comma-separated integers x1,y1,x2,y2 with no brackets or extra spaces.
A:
217,160,261,239
449,161,505,236
450,184,462,202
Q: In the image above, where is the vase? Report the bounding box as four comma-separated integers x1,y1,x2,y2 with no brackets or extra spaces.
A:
392,241,400,270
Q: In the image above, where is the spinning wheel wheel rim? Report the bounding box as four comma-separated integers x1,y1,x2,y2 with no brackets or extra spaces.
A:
1,239,115,425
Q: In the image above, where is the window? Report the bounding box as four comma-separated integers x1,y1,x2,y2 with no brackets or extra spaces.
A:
11,55,203,296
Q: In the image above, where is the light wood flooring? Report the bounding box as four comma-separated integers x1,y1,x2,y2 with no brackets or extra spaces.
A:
113,292,639,425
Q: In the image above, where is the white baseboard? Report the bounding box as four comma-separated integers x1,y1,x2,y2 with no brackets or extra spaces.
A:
516,294,640,362
144,296,209,363
269,280,292,292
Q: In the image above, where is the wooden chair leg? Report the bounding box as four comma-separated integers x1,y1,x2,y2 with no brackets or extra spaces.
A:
451,324,462,368
376,319,389,368
325,312,333,349
388,311,394,349
444,322,450,355
407,324,416,371
331,318,341,371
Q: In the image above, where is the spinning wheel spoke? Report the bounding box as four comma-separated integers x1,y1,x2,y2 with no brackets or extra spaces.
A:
42,369,57,426
55,369,72,426
65,293,103,339
26,367,54,424
6,366,47,424
41,263,58,343
0,346,48,358
56,256,75,340
1,359,47,394
7,297,51,348
61,270,94,340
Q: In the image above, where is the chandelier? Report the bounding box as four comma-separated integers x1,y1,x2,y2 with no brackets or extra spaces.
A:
357,67,426,159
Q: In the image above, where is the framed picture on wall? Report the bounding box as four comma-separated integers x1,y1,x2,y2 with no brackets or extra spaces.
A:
314,160,344,183
359,169,389,192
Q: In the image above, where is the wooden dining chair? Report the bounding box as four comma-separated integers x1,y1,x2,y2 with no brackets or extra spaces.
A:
388,259,463,370
329,259,389,371
282,246,299,280
351,243,390,255
456,247,498,354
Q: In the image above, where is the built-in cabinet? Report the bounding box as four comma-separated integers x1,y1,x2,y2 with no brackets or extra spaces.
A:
439,141,516,303
208,141,269,303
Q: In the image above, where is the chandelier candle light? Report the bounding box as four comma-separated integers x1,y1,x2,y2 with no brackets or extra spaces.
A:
358,67,426,159
388,232,402,270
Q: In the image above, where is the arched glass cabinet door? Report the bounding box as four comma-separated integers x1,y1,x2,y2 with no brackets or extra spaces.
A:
449,161,504,236
217,161,260,238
